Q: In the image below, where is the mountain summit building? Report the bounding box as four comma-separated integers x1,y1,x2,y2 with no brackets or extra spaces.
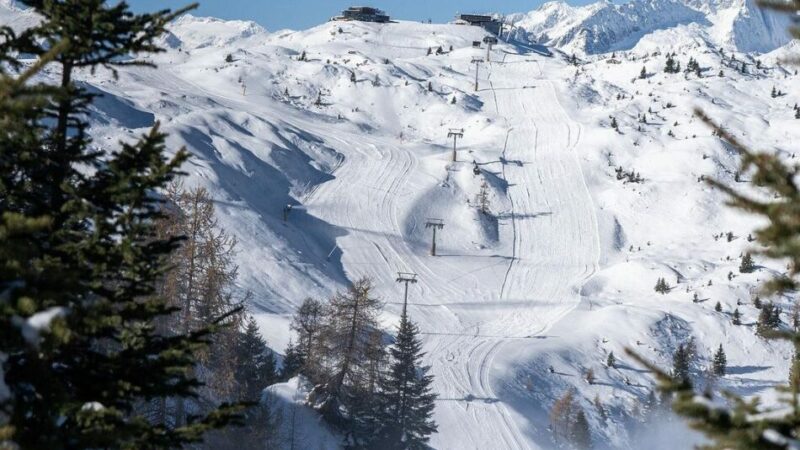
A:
331,6,390,23
454,14,501,35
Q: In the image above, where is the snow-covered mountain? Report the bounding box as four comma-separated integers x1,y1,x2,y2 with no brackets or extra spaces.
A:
507,0,792,54
3,1,800,448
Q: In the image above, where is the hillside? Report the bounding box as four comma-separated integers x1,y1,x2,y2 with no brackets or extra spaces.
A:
4,2,800,449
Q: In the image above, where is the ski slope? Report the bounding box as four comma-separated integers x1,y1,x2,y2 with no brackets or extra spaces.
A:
303,48,601,448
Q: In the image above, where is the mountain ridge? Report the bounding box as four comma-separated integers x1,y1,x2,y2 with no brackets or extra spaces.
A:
507,0,793,54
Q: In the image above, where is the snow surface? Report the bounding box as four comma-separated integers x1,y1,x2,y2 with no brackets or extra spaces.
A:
3,1,800,448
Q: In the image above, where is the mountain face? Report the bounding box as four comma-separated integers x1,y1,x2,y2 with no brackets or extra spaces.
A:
507,0,793,54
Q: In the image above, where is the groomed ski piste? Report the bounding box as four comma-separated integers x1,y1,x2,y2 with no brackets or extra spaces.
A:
6,0,800,446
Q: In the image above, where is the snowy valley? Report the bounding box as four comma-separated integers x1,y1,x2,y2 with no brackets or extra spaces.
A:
4,0,799,447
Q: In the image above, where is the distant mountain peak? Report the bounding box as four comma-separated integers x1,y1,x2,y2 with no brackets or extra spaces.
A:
509,0,792,54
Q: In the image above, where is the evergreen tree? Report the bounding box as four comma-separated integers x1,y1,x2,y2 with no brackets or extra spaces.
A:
281,340,305,381
757,302,782,335
610,117,618,129
672,344,691,384
654,277,670,294
664,54,676,73
607,351,616,368
0,2,245,448
739,252,755,273
235,316,278,402
374,309,438,449
712,344,727,376
640,65,647,79
714,301,722,312
732,308,742,325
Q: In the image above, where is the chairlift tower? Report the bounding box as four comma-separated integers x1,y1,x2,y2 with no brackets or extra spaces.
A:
472,57,484,92
447,128,464,162
483,36,498,62
395,272,418,317
425,219,445,256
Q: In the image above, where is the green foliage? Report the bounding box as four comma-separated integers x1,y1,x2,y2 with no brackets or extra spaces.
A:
235,316,278,402
0,2,246,448
373,310,438,449
732,308,741,325
655,277,670,294
672,344,691,384
712,345,727,376
756,302,782,336
607,351,616,368
739,253,755,273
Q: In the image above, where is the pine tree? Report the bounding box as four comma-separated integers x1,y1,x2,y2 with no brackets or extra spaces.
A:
607,351,616,368
610,116,618,129
0,2,245,448
235,316,278,402
665,54,676,73
715,301,722,312
672,344,691,384
640,65,647,79
739,252,755,273
281,340,305,380
374,308,438,449
732,308,741,325
712,344,727,376
757,302,782,335
655,277,670,294
772,86,778,98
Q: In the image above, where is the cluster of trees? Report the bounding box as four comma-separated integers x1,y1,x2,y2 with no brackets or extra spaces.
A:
550,390,592,450
664,53,681,74
147,184,281,448
654,277,670,294
285,278,438,448
0,0,275,448
685,57,701,77
614,166,643,184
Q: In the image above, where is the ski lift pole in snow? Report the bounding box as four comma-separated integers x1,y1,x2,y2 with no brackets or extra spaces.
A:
425,219,444,256
282,204,293,222
395,272,418,317
447,128,464,162
483,36,497,62
472,57,484,92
